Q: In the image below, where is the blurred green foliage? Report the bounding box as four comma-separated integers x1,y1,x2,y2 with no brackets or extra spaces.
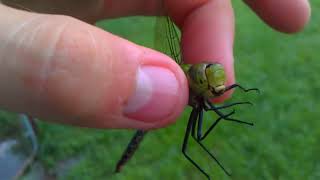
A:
0,112,19,140
1,1,320,180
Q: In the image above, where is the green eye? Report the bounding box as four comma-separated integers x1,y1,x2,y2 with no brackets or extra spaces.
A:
213,69,226,85
205,64,226,89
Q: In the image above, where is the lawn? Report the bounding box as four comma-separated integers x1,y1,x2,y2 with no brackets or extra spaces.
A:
1,1,320,180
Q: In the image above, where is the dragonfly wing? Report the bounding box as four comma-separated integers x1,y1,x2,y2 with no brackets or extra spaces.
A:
154,16,182,65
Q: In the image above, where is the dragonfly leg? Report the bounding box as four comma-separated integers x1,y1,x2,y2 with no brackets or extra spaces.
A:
191,114,197,140
190,107,205,141
191,135,231,177
207,101,254,126
206,101,253,111
199,110,235,141
196,108,204,141
225,84,260,94
182,108,211,180
190,108,231,176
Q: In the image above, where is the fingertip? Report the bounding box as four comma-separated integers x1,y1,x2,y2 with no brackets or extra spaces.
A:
172,0,236,103
122,50,188,129
244,0,311,33
286,1,311,33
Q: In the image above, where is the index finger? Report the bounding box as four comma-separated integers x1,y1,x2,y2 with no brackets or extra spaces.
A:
165,0,235,101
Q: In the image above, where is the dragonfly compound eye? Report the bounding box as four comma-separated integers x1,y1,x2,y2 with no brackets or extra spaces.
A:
205,63,227,94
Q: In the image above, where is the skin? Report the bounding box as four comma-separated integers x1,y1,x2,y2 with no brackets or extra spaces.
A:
0,0,311,129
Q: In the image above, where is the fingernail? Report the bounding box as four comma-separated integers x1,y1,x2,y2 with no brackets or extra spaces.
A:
124,66,179,122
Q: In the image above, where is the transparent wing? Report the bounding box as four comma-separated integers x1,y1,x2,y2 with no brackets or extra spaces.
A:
154,16,182,65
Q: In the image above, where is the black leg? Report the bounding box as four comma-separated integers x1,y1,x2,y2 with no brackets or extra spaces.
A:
225,84,259,94
182,108,211,180
191,135,231,177
191,114,196,140
207,101,254,126
199,110,235,141
196,108,204,141
191,112,197,140
190,107,232,177
190,106,231,176
206,101,253,111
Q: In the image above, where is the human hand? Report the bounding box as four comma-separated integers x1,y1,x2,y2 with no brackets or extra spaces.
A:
0,0,310,129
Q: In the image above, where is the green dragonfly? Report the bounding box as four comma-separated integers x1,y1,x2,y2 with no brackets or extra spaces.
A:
115,16,258,179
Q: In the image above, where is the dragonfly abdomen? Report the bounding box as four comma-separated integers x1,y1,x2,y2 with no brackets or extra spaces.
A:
115,130,147,173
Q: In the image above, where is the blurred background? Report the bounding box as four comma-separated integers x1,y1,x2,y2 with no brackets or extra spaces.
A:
1,1,319,180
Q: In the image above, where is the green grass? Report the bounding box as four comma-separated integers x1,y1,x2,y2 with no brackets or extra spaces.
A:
2,1,320,180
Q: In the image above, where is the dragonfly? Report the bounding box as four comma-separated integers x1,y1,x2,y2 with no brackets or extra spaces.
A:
115,16,258,179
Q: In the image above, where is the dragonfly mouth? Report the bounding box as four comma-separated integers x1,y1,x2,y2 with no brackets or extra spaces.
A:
214,85,226,94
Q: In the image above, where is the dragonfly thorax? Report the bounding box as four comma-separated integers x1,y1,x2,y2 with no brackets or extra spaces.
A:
183,63,226,101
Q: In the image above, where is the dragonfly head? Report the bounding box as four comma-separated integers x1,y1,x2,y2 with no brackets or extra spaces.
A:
187,63,226,99
205,63,226,96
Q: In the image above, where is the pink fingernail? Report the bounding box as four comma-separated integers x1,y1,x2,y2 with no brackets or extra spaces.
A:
124,66,179,122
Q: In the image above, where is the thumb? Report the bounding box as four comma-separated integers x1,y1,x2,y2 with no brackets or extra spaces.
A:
0,5,188,129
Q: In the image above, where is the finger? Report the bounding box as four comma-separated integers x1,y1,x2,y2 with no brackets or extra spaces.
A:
166,0,235,102
1,0,164,22
1,0,105,22
244,0,311,33
0,5,188,130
